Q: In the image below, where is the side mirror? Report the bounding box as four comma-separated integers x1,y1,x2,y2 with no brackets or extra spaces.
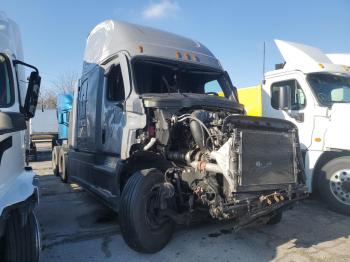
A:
23,71,41,119
58,113,65,124
58,112,70,126
278,85,291,110
66,112,70,124
13,60,41,120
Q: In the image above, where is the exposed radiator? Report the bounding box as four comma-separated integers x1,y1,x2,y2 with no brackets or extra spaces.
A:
237,129,297,191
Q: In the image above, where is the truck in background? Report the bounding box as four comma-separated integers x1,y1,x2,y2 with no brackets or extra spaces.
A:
0,12,41,261
51,93,73,181
28,108,58,161
237,40,350,215
64,20,307,253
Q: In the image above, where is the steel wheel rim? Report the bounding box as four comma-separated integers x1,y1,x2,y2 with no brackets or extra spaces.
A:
145,184,170,231
329,169,350,206
145,187,162,230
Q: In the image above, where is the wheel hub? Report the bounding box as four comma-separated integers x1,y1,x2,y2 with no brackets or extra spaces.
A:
145,185,170,231
330,169,350,205
342,181,350,193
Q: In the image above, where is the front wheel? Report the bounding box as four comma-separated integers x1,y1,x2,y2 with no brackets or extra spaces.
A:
119,169,175,253
0,210,40,262
318,156,350,215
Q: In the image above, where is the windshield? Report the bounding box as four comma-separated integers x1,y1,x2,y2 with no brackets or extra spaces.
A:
307,73,350,106
0,54,14,108
132,58,237,101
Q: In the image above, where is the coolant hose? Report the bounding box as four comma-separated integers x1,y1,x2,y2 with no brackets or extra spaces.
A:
143,138,157,151
190,161,222,173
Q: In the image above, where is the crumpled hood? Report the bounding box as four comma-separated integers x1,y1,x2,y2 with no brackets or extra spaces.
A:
324,103,350,150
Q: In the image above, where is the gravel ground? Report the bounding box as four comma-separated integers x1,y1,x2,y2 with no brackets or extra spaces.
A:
32,144,350,262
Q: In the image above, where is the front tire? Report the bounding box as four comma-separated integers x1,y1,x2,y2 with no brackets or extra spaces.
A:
1,210,40,262
318,156,350,215
119,169,175,253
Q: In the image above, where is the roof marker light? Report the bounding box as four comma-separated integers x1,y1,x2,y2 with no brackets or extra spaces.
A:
176,51,182,59
138,46,144,53
192,54,200,62
319,63,325,69
184,52,191,60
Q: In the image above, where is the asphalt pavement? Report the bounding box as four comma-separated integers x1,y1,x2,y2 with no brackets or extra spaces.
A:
32,143,350,262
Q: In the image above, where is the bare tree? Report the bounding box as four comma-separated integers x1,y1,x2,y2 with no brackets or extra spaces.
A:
37,71,78,110
51,71,79,94
37,87,57,110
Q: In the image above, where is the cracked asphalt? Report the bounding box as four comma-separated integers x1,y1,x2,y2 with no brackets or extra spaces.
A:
32,144,350,262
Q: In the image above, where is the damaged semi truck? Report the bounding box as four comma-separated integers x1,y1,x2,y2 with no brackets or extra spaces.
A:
66,20,308,253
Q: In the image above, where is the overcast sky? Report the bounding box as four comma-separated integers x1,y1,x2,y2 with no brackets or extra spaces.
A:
2,0,350,89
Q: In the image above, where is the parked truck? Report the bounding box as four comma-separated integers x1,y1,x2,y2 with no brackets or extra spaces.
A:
28,108,58,161
0,12,41,261
51,93,73,181
238,40,350,215
65,21,307,253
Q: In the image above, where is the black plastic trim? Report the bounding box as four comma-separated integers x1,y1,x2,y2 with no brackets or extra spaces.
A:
0,136,12,164
0,112,26,135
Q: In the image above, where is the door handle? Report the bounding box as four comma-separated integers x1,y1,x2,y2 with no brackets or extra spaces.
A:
102,129,106,144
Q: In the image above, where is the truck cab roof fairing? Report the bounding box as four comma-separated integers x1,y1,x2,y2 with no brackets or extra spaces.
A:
327,53,350,67
274,40,350,75
0,12,23,60
82,20,222,74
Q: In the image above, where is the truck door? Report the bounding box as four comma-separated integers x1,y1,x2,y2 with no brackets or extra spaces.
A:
264,77,314,150
101,58,126,155
77,78,89,150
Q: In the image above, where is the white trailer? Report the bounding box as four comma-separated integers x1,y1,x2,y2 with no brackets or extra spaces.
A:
29,108,58,161
0,12,41,261
238,40,350,214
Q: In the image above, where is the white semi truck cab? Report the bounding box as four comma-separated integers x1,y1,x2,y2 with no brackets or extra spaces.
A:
0,12,41,261
238,40,350,215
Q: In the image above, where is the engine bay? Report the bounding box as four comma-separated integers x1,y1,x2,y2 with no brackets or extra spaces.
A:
134,103,307,220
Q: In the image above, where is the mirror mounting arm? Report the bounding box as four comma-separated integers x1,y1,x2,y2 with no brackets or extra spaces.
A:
13,60,39,73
